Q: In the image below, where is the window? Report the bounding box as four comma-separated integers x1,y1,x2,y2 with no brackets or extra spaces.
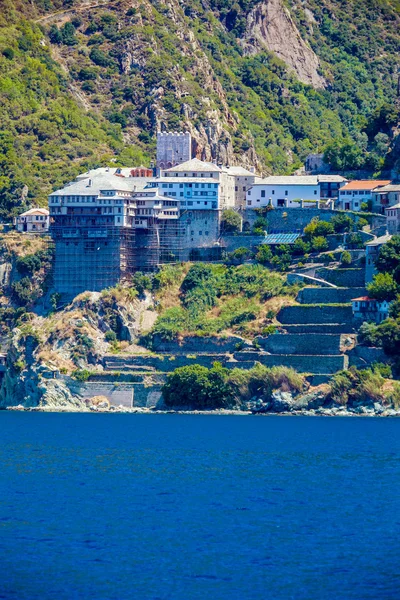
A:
247,200,251,206
314,190,317,195
285,190,288,196
243,187,246,191
248,191,251,196
272,190,275,195
162,184,168,189
257,199,260,203
261,190,266,198
179,184,183,188
168,184,173,189
235,186,238,191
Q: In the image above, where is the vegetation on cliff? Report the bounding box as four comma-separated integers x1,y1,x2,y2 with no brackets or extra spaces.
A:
1,0,400,215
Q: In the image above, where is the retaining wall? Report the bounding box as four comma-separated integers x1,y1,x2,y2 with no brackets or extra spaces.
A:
69,381,134,407
347,346,388,368
221,235,265,252
104,353,231,372
298,287,366,305
278,305,354,325
283,323,354,334
256,333,342,356
151,335,249,354
257,354,347,374
316,268,365,287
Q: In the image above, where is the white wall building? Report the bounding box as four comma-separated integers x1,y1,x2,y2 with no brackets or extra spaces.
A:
247,176,320,209
386,203,400,234
16,208,49,233
338,180,391,211
161,158,236,209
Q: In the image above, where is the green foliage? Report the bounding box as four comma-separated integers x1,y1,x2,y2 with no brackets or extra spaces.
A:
330,214,355,233
221,209,241,233
359,318,400,356
226,247,254,265
311,236,329,252
256,244,273,265
330,367,387,406
163,362,306,408
105,330,117,342
163,363,234,409
340,251,352,266
376,236,400,281
367,272,398,301
72,369,91,382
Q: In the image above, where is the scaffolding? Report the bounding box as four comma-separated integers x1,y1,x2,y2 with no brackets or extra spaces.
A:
50,217,187,295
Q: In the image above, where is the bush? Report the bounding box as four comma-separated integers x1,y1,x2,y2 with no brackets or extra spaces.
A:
226,247,253,265
163,363,234,409
105,330,117,342
72,369,91,382
221,209,241,233
312,236,329,252
367,272,398,301
330,214,355,233
2,48,14,60
256,244,272,265
340,251,352,266
89,47,112,67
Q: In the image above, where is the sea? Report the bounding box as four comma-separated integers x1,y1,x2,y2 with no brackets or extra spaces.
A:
0,413,399,600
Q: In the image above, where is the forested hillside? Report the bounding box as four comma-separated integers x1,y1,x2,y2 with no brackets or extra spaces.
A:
1,0,400,216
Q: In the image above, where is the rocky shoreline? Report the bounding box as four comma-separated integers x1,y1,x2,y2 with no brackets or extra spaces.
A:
5,405,400,417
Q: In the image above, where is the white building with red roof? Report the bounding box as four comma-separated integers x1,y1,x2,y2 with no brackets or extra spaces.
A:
351,296,391,323
338,180,391,211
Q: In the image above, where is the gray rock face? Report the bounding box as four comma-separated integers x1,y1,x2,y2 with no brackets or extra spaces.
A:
270,390,295,412
240,0,326,89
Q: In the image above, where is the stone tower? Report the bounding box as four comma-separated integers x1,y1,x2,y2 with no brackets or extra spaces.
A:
156,131,192,172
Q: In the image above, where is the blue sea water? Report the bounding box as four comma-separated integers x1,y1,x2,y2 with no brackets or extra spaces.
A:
0,414,399,600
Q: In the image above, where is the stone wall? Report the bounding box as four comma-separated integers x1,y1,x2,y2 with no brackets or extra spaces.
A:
316,268,365,287
283,324,354,334
257,354,347,374
104,353,231,372
69,381,134,407
347,346,388,368
256,333,342,355
240,207,386,234
151,335,250,353
298,287,366,305
278,305,354,325
221,234,265,253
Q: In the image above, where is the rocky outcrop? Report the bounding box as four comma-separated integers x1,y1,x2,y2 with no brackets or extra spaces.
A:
240,0,326,89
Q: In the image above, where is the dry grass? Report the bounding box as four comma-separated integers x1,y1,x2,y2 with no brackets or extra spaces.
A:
0,232,49,258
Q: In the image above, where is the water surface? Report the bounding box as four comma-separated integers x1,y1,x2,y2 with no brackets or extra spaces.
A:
0,413,399,599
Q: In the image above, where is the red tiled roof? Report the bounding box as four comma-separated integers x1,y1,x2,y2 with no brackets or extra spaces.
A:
341,180,391,191
352,296,374,302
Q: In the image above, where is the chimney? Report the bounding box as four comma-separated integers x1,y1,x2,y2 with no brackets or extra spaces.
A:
88,179,92,187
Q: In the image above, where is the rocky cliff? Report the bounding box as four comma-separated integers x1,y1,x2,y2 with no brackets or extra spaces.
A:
240,0,326,88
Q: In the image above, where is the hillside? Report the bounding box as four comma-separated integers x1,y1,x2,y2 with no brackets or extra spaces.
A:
1,0,400,215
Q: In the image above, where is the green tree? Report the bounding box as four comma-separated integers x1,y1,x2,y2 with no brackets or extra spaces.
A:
221,209,241,233
256,244,273,265
367,272,398,301
162,363,233,409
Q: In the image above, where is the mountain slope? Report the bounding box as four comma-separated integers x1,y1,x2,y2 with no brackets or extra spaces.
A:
0,0,400,216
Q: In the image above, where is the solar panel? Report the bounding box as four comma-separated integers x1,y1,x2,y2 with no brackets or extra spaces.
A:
262,233,301,245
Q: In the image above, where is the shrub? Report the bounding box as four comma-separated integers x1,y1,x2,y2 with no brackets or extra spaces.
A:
89,47,111,67
2,48,14,60
256,244,272,265
162,363,234,409
312,236,329,252
221,209,241,233
330,214,355,233
367,272,398,301
72,369,91,382
340,251,352,266
105,330,117,342
226,247,253,265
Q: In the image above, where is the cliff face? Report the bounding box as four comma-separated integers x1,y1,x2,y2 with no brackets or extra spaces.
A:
240,0,325,88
